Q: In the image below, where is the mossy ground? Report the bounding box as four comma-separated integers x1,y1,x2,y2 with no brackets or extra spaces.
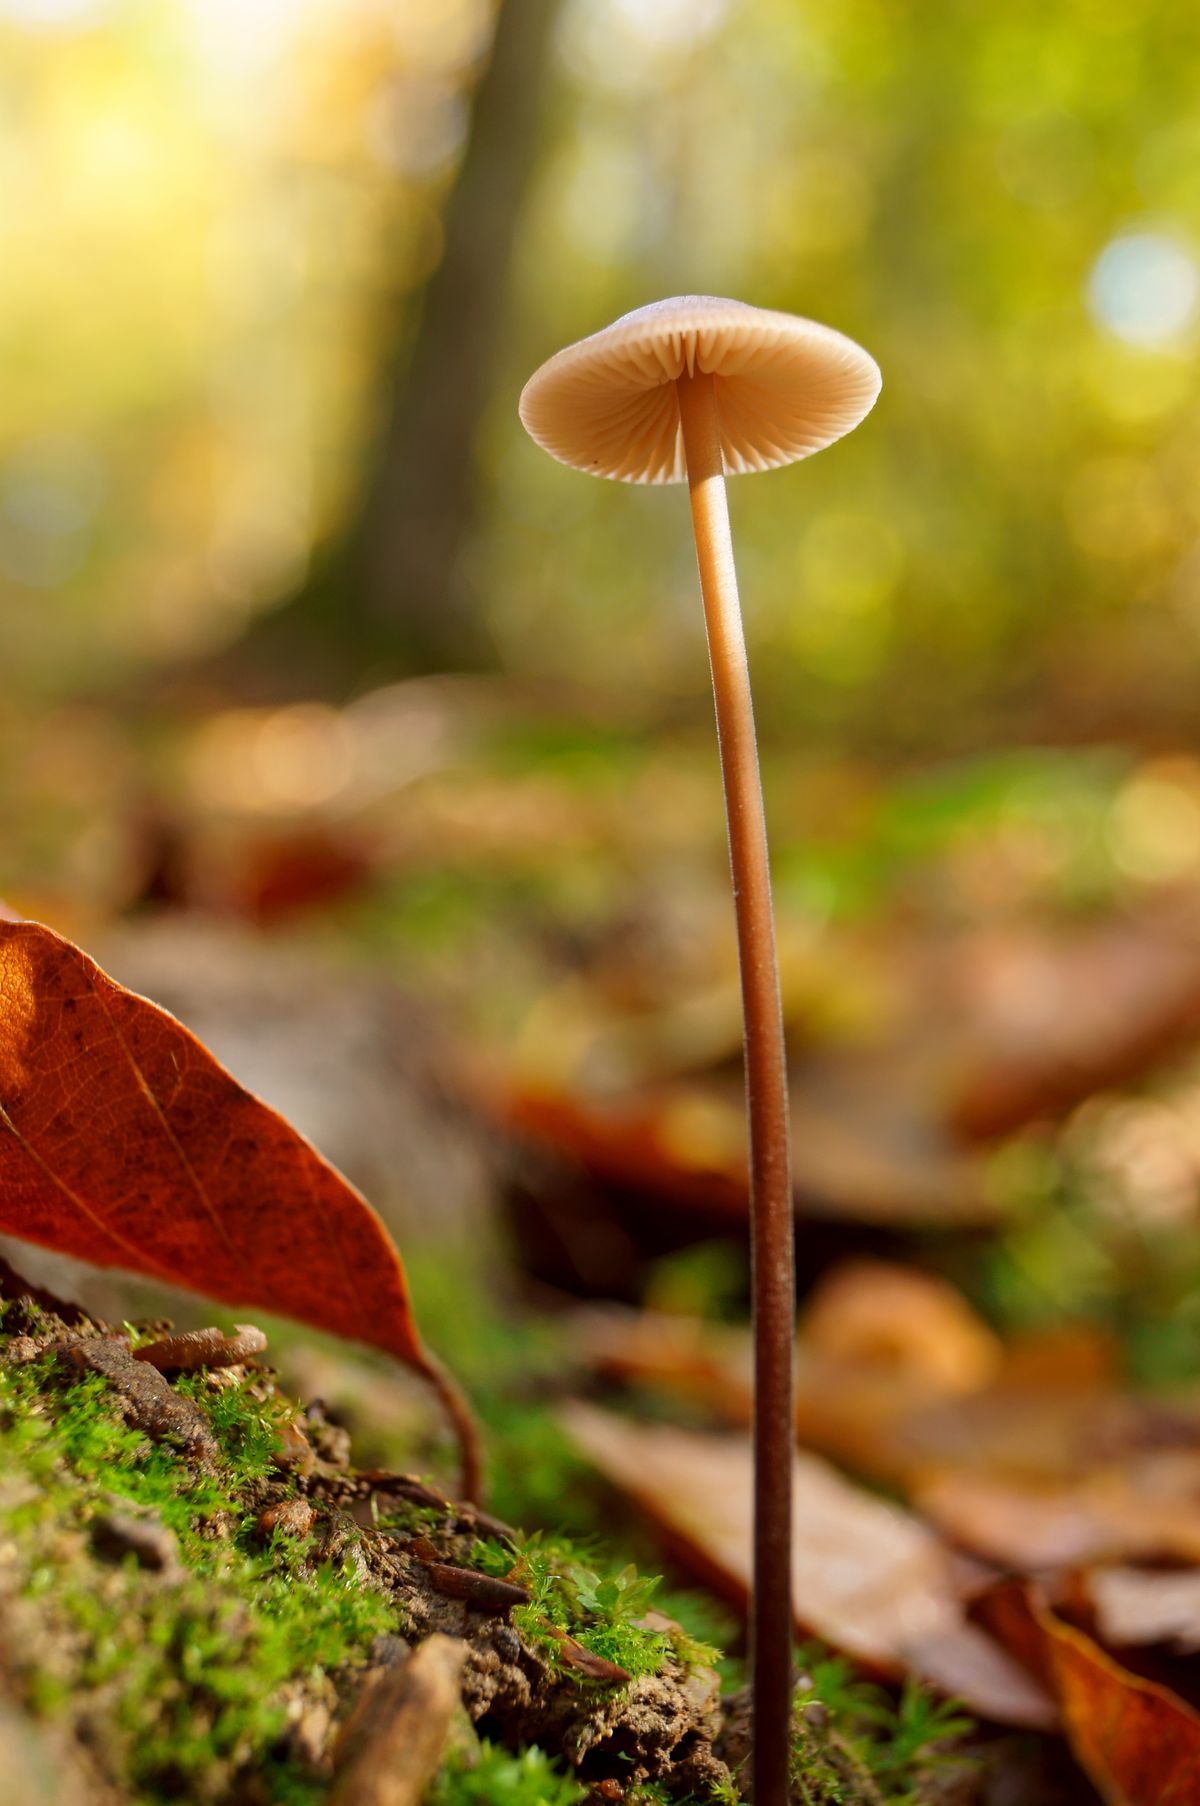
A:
0,1301,391,1804
0,1279,976,1806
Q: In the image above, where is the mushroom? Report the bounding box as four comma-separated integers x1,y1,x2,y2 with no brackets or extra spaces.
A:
520,295,880,1804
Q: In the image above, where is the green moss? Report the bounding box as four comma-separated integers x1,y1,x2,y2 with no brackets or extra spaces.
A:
622,1784,739,1806
0,1346,398,1804
399,1249,741,1683
427,1738,585,1806
0,1288,973,1806
473,1533,719,1684
175,1369,293,1478
790,1653,975,1806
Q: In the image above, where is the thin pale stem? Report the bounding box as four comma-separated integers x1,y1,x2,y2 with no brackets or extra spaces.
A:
677,368,795,1806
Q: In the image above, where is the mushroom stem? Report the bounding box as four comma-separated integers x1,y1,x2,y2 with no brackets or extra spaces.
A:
677,368,794,1805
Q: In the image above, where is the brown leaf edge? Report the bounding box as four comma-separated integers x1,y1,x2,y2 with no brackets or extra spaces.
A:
978,1580,1200,1805
0,914,481,1500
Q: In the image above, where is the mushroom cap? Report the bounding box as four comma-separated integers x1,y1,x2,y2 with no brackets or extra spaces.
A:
519,295,881,485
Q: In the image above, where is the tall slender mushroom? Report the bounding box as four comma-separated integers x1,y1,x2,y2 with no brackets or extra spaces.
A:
520,296,880,1806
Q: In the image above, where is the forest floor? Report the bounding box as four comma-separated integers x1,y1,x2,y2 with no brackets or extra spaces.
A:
11,717,1200,1803
0,1271,990,1806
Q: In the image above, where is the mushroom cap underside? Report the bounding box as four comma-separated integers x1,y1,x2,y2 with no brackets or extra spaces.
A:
519,295,881,484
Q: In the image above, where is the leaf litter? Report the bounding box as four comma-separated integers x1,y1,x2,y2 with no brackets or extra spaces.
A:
562,1402,1055,1731
567,1256,1200,1800
14,745,1200,1801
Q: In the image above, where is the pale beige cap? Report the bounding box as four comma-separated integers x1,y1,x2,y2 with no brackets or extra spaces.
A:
519,295,881,485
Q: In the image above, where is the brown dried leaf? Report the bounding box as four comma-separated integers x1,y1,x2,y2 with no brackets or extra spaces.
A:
574,1264,1200,1576
0,917,478,1494
495,903,1200,1240
563,1403,1055,1729
798,1260,1004,1391
1086,1568,1200,1656
916,1461,1200,1572
574,1265,1113,1489
949,912,1200,1140
990,1589,1200,1806
499,1077,998,1230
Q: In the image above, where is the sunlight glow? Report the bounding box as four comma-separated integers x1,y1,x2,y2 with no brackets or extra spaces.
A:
607,0,730,50
0,0,111,29
1088,229,1200,347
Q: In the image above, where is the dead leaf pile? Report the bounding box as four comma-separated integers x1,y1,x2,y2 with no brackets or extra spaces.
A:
563,1403,1055,1730
568,1259,1200,1801
488,897,1200,1246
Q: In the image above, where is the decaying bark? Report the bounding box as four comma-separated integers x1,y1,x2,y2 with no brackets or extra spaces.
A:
330,1634,466,1806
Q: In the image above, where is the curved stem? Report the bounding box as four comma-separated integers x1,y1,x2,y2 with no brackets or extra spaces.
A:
677,370,795,1806
417,1346,485,1505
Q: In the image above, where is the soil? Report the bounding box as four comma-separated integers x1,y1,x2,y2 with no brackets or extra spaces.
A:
0,1268,736,1806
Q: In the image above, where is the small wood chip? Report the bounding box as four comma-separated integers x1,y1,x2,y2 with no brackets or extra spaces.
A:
55,1337,218,1464
330,1632,466,1806
426,1562,531,1614
542,1623,631,1686
133,1324,268,1372
273,1419,318,1476
395,1534,441,1563
257,1497,316,1541
360,1469,518,1544
391,1532,529,1618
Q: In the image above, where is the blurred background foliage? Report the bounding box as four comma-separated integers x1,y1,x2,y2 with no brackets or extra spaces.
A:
3,0,1200,743
17,23,1200,1770
9,0,1200,1369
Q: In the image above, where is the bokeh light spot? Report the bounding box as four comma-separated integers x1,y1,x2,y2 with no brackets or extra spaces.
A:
0,0,111,29
1107,764,1200,882
1088,229,1200,347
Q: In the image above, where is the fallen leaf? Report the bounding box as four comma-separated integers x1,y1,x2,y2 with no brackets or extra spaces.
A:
915,1450,1200,1573
563,1403,1056,1729
574,1296,958,1484
984,1585,1200,1805
491,881,1200,1264
0,917,478,1496
132,1323,269,1372
1086,1568,1200,1655
233,828,378,925
968,1578,1054,1693
949,911,1200,1141
573,1267,1200,1573
1039,1607,1200,1805
574,1267,1118,1489
497,1078,999,1231
797,1260,1004,1392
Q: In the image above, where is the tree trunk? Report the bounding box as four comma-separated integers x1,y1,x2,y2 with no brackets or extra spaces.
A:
193,0,561,702
350,0,560,672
